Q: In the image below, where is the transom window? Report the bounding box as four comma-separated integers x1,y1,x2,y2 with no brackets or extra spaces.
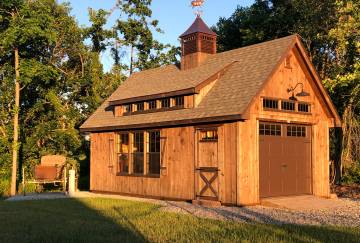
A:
298,103,310,113
135,102,144,111
261,97,311,114
124,104,132,113
120,95,187,116
263,98,278,109
199,129,218,142
287,126,306,137
148,100,157,110
259,123,281,136
174,96,184,107
161,98,171,108
281,101,295,111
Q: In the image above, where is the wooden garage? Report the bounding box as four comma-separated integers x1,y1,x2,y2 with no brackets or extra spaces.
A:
81,16,341,206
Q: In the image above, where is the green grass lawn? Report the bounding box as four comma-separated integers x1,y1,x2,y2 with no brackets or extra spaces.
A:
0,198,358,243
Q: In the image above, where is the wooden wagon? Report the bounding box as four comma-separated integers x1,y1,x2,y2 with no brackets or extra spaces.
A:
22,155,67,195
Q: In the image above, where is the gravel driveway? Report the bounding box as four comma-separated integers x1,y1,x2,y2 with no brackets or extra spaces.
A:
160,198,360,227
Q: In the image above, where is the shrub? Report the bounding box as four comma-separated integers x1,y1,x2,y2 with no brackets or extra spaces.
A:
0,178,11,197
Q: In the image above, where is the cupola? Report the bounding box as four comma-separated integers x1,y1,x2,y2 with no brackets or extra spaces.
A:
180,16,217,70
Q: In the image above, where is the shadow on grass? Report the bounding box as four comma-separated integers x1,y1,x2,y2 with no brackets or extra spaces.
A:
0,197,359,243
0,198,148,243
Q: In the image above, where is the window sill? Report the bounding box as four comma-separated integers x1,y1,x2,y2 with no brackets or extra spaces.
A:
122,106,185,116
199,139,218,143
263,108,311,116
116,173,160,178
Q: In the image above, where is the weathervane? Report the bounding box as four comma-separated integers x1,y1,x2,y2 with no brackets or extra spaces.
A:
191,0,205,16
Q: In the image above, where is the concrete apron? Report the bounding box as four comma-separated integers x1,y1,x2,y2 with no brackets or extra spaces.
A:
260,195,341,211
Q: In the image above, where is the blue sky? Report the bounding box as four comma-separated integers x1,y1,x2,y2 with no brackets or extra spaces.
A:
59,0,254,71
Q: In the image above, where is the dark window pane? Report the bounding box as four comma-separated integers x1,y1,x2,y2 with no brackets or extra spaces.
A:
124,104,132,113
116,133,130,174
161,98,170,108
148,100,157,110
281,101,295,111
263,98,278,109
298,103,310,113
136,102,144,111
133,153,144,174
174,96,184,107
148,130,160,175
132,132,144,174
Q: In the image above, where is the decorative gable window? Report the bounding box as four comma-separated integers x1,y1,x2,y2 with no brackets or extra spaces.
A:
298,102,310,113
281,100,295,111
263,98,278,110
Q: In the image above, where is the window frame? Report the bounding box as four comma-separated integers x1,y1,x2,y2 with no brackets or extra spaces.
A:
132,131,145,175
115,130,161,178
115,132,130,175
199,128,218,142
147,130,161,176
263,98,279,110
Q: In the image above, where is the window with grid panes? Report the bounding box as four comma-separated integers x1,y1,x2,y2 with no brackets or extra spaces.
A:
147,131,161,175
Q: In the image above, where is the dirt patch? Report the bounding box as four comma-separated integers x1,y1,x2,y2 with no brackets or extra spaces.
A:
331,184,360,199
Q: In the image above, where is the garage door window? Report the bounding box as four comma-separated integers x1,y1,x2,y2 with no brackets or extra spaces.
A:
287,125,306,137
259,123,281,136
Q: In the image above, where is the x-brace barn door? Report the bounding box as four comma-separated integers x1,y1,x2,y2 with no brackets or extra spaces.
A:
195,128,219,201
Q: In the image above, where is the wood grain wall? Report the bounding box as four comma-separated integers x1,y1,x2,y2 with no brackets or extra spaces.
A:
237,47,333,205
90,126,195,200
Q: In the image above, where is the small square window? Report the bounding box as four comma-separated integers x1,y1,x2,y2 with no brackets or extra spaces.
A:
161,98,170,108
136,102,144,111
298,103,310,113
263,98,278,110
199,129,218,142
281,101,295,111
124,104,132,113
259,123,281,136
148,100,157,110
174,96,184,107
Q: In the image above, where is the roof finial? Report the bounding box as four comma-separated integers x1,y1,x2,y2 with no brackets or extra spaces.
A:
191,0,205,17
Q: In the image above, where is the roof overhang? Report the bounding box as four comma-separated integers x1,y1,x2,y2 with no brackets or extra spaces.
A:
80,114,244,132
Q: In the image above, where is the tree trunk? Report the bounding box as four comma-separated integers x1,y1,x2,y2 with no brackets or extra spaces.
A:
130,45,134,75
10,48,20,196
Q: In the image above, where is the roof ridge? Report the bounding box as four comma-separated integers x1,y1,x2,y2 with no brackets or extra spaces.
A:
211,34,298,58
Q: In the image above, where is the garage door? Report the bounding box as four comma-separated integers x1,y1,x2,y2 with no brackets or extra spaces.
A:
259,122,312,198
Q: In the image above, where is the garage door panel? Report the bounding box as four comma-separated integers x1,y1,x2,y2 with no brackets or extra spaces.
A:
260,122,312,198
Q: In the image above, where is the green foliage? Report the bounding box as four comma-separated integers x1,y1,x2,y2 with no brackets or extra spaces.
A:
0,0,180,194
112,0,179,74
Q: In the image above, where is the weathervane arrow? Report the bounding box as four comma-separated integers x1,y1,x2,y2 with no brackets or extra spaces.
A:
191,0,205,16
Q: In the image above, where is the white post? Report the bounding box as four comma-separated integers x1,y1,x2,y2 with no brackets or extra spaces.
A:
68,169,76,196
